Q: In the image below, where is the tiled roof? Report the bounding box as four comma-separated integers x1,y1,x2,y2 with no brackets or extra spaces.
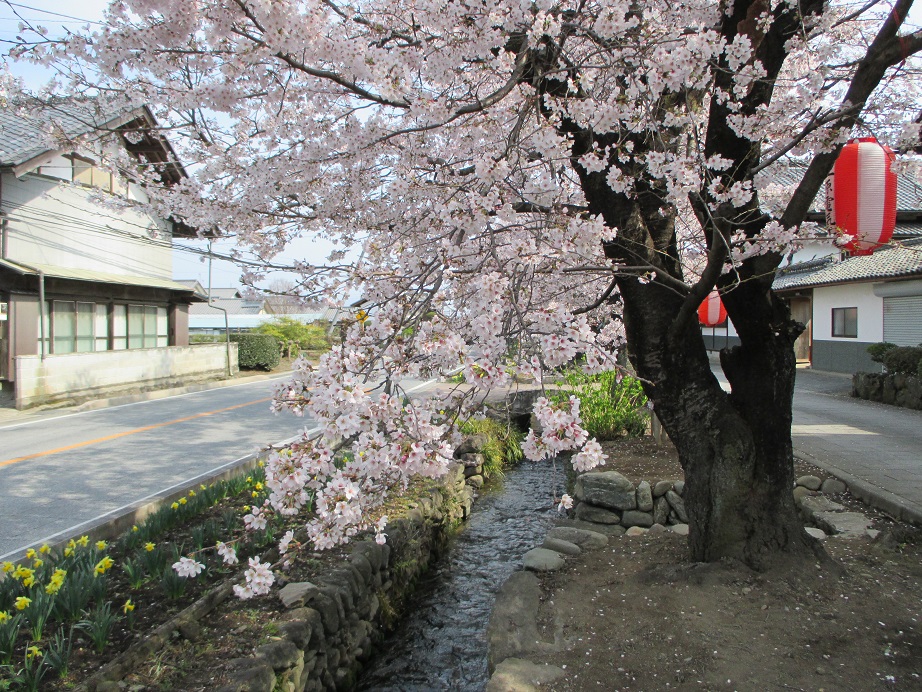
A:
188,298,265,315
756,162,922,214
773,238,922,291
0,98,140,168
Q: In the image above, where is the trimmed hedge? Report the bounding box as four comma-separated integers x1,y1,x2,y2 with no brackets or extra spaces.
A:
230,333,280,370
882,345,922,376
866,342,898,364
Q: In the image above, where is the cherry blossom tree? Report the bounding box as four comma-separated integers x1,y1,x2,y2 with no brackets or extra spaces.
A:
10,0,922,569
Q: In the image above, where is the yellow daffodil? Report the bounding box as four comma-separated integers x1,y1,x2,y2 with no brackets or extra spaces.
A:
39,544,50,555
0,611,10,623
0,562,13,574
251,491,259,498
95,540,107,551
144,542,155,552
25,548,36,559
242,505,250,512
122,599,135,614
254,482,263,491
64,547,74,557
257,460,265,468
14,597,31,611
76,535,89,547
45,568,66,594
188,489,196,497
13,566,33,584
200,484,206,490
171,502,179,510
23,575,35,588
26,646,41,660
179,497,187,505
132,525,139,532
94,557,114,575
246,476,253,483
32,558,43,569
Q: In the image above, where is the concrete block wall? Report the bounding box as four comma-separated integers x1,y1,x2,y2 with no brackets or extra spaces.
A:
13,343,238,409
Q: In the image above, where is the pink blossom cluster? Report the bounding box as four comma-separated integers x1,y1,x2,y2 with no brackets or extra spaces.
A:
233,557,275,600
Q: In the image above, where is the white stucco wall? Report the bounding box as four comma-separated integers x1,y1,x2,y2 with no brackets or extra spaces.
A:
812,282,883,343
14,343,238,409
787,241,839,266
1,171,171,279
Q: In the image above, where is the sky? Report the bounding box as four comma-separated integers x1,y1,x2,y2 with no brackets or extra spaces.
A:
0,0,336,290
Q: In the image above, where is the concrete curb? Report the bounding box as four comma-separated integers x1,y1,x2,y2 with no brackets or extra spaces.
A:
794,450,922,526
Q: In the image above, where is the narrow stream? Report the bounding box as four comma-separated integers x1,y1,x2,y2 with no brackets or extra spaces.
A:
356,457,564,691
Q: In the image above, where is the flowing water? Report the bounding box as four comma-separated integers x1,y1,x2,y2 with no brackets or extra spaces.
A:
356,457,564,691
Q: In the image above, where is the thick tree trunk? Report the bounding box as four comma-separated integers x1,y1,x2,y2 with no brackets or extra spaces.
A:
618,278,818,569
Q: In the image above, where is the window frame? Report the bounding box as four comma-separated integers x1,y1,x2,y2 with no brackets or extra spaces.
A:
831,307,858,339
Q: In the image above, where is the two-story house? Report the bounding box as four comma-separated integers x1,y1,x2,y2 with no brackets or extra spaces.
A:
0,98,231,408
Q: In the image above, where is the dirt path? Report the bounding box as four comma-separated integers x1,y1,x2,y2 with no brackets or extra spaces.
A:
533,438,922,691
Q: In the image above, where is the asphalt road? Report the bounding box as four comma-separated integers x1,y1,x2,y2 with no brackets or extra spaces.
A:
0,375,313,559
791,368,922,514
712,362,922,516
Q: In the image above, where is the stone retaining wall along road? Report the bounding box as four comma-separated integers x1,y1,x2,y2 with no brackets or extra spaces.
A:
852,372,922,411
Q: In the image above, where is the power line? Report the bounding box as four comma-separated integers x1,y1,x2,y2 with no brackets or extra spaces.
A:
2,1,103,25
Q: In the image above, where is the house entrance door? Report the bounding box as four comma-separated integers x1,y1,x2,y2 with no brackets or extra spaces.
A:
789,296,812,363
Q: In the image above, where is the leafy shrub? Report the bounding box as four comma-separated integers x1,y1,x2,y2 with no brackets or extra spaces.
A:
230,333,280,370
551,369,649,440
254,317,331,355
882,346,922,375
460,417,524,478
866,342,898,363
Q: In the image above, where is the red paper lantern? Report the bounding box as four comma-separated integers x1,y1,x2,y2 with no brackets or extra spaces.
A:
826,137,897,256
698,289,727,327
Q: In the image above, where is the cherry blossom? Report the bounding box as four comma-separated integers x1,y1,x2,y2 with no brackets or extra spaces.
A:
172,557,205,578
9,0,920,574
233,557,276,600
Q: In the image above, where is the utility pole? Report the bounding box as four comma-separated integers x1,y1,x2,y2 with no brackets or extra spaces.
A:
207,240,232,377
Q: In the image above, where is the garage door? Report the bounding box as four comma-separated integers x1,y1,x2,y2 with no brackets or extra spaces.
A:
883,295,922,345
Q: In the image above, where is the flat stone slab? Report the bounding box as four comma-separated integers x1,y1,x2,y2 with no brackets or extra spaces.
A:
621,510,654,528
542,537,581,556
670,523,689,536
547,526,608,550
278,581,320,609
487,572,542,673
574,502,621,524
805,527,827,540
487,658,567,691
523,548,565,572
801,495,846,514
574,471,637,510
816,511,872,537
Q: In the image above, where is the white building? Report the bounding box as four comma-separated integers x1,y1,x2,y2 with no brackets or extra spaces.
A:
0,98,231,408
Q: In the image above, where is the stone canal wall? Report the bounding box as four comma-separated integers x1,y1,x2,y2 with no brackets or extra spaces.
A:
210,460,480,692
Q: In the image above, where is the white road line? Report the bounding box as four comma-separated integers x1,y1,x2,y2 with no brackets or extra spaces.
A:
0,374,293,431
